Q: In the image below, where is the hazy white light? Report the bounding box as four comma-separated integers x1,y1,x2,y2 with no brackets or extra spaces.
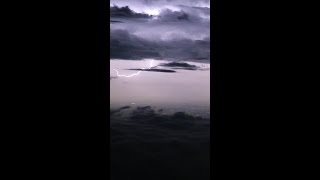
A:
144,9,160,16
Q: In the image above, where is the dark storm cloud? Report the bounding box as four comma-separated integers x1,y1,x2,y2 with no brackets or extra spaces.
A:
121,62,209,73
110,29,210,61
110,106,210,179
110,0,210,10
153,8,205,23
110,29,161,60
159,62,197,68
127,68,176,73
110,1,210,62
158,62,202,70
110,5,209,25
111,7,209,41
110,5,152,18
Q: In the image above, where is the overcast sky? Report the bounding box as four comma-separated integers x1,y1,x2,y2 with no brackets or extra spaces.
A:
110,0,210,62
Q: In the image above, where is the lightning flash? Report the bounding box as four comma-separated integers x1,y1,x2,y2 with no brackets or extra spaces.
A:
112,60,155,78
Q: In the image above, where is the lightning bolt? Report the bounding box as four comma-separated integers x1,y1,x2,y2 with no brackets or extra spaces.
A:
112,60,155,78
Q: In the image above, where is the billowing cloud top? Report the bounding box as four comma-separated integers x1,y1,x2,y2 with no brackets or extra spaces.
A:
110,0,210,62
110,0,210,14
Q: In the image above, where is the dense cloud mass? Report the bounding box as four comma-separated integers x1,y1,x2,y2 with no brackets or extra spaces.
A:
110,106,210,180
110,0,210,62
110,29,210,60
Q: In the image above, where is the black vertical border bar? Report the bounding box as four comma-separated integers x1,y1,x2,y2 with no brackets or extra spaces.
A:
1,0,111,178
211,0,219,177
97,0,109,178
89,0,109,178
210,0,228,175
82,0,109,178
105,0,111,178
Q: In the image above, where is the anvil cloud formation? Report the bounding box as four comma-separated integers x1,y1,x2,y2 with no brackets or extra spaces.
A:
110,0,210,62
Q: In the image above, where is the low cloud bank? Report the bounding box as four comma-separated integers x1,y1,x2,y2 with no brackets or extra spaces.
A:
110,106,210,180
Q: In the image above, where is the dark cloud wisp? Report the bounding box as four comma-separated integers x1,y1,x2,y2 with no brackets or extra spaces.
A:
127,68,176,73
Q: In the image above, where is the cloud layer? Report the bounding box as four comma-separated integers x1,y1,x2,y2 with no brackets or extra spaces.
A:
110,106,210,180
110,1,210,62
110,29,210,60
